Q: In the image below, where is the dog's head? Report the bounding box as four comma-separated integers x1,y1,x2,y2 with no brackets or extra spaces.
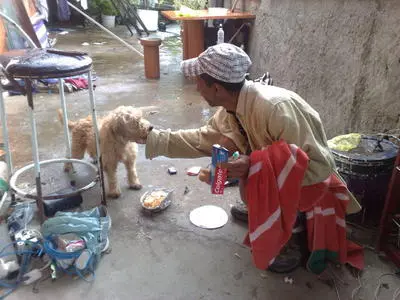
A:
110,106,153,143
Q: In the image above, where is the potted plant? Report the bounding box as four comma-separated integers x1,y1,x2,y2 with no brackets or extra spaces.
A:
173,0,207,10
98,0,118,28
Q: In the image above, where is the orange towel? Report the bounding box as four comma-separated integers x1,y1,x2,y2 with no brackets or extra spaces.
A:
244,140,364,274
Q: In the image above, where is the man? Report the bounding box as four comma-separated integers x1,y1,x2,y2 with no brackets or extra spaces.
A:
141,43,361,273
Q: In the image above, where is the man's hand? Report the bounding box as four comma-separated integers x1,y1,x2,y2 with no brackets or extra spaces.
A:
198,168,211,184
136,125,154,144
220,155,250,179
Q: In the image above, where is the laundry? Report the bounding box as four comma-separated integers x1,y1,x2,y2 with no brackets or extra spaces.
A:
64,77,89,90
244,140,364,274
57,0,71,22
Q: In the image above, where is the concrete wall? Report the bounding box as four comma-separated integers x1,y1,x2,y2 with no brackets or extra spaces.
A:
248,0,400,138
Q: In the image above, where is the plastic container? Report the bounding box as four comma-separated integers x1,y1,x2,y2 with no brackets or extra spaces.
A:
101,15,116,28
330,135,398,224
137,9,159,32
140,188,173,212
217,24,224,44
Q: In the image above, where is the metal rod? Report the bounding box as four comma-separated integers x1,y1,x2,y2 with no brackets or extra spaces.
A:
87,72,106,205
59,79,71,158
121,0,149,36
0,11,37,48
0,88,13,178
67,2,144,57
26,80,45,223
230,0,240,12
115,0,143,35
110,0,135,36
0,88,14,204
0,191,8,213
228,23,249,43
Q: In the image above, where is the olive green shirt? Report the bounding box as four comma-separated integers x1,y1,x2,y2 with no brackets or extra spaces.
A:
146,81,361,213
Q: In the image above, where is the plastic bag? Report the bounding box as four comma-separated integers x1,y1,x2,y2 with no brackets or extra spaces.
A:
327,133,361,152
7,202,35,235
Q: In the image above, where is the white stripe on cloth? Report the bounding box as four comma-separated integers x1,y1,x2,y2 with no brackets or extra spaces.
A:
248,161,262,178
277,144,298,190
336,216,346,228
306,207,335,219
268,257,276,266
248,144,300,243
249,207,281,242
306,209,346,228
335,193,349,201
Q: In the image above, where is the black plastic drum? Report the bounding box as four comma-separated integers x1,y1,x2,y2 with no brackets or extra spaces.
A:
331,135,398,225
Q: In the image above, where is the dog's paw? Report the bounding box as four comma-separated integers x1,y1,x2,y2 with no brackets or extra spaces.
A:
108,191,121,199
129,184,143,190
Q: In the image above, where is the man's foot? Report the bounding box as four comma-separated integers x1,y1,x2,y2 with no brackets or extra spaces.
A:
268,242,303,273
230,201,248,222
269,214,308,274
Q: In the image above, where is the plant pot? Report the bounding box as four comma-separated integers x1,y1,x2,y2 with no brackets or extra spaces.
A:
102,14,116,28
137,9,159,32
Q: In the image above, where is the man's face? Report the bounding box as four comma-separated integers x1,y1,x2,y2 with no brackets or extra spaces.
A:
196,76,218,107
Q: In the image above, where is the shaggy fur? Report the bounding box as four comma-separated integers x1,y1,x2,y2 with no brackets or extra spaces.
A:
58,106,152,198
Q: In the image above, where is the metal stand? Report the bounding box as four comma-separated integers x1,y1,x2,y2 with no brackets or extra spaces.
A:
0,86,15,204
25,79,45,223
59,79,71,158
0,48,106,223
88,72,106,206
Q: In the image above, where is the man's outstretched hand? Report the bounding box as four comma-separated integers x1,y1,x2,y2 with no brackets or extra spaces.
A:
136,125,154,144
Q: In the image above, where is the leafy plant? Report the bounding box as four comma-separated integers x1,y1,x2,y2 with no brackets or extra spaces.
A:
173,0,207,10
100,0,118,15
91,0,118,15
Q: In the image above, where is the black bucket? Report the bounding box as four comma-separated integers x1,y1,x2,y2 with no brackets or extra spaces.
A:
331,135,398,225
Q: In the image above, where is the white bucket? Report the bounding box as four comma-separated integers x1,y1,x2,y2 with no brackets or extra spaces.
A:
137,9,159,32
102,15,116,28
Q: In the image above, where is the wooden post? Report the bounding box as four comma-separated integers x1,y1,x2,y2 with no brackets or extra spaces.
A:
184,20,205,59
140,38,162,79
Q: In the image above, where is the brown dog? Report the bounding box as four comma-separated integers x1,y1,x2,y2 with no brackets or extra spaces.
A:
58,106,152,198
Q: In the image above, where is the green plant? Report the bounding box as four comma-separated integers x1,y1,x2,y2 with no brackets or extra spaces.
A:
100,0,118,15
91,0,118,15
173,0,207,10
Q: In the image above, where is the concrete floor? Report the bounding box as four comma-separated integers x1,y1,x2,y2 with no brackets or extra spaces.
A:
2,25,399,300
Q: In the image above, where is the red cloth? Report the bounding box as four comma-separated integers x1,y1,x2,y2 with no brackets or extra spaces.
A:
65,78,88,90
244,140,364,273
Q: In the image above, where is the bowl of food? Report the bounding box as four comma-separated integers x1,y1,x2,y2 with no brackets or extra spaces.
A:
140,188,173,212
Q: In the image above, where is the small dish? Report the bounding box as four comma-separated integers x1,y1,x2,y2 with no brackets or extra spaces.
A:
140,188,173,212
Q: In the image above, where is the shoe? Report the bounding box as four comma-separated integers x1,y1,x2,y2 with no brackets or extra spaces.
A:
268,236,303,273
268,214,308,274
230,201,248,222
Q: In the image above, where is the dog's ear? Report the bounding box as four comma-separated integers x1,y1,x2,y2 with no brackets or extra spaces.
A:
110,110,134,136
110,107,144,138
110,114,124,135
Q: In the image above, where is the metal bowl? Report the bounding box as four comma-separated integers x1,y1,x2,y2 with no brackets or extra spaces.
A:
140,188,173,213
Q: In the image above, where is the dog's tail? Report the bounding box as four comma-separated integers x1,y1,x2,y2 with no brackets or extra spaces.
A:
57,109,76,129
